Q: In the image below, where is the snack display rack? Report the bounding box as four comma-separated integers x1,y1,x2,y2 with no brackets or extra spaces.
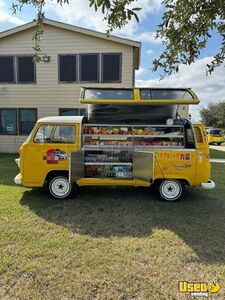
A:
82,124,184,179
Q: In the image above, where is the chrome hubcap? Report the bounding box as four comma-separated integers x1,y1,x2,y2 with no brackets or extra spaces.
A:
161,181,181,200
51,177,70,197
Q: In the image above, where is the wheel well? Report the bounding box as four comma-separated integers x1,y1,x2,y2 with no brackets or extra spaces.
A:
153,178,190,186
45,170,69,182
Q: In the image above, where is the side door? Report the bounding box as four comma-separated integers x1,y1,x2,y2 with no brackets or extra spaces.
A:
23,123,80,185
133,151,154,182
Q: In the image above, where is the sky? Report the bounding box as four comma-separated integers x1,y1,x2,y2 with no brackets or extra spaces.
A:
0,0,225,121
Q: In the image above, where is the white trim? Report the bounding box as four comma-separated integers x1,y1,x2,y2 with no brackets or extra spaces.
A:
37,116,84,124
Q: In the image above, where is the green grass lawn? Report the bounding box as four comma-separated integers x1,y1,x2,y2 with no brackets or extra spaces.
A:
0,154,225,299
210,148,225,159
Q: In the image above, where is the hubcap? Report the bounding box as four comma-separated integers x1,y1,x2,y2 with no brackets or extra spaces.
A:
160,180,181,200
51,177,70,198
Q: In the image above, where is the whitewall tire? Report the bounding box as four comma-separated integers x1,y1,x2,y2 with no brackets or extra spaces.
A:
48,176,72,199
158,180,184,201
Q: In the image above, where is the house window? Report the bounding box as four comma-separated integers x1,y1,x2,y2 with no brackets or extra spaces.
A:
0,109,17,135
102,53,122,82
52,126,75,144
59,108,79,116
59,108,87,116
0,56,15,83
17,56,35,83
80,54,99,82
80,108,87,116
19,108,37,135
59,55,77,82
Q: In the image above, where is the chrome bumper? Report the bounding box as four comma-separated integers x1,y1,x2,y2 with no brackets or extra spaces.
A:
14,173,22,185
201,179,215,189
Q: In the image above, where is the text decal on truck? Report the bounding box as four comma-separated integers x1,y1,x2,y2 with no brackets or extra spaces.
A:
43,149,67,164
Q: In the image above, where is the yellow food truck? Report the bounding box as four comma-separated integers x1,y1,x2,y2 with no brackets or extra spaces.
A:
205,128,224,145
14,87,215,201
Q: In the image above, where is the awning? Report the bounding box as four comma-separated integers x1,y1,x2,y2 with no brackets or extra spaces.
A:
80,87,200,105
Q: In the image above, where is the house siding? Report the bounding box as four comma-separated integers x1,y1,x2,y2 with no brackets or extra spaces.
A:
0,24,135,152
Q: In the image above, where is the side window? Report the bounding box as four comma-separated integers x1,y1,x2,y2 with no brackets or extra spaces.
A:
34,125,53,143
186,128,196,148
17,56,35,83
52,126,75,144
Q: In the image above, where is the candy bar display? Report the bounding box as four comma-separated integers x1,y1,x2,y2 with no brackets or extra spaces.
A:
83,124,184,149
133,137,183,147
83,125,132,135
132,126,183,136
83,136,133,148
84,165,133,179
85,151,132,163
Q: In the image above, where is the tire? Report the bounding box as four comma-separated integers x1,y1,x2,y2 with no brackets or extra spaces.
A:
48,175,75,199
158,179,184,202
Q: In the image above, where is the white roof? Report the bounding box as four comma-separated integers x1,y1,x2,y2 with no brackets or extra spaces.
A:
37,116,84,124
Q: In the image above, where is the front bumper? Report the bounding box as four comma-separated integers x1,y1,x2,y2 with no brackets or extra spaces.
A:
201,179,215,189
14,173,22,185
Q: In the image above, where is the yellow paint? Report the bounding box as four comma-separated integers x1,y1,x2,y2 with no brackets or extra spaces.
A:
80,87,200,105
17,121,211,189
207,134,224,145
80,99,200,105
20,122,80,187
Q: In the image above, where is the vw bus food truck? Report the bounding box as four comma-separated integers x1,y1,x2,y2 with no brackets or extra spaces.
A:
14,87,215,201
205,128,224,145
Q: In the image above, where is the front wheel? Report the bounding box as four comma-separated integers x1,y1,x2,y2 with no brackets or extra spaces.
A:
158,179,184,201
48,175,75,199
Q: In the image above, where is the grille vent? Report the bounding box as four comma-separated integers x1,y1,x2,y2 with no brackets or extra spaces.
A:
194,127,204,143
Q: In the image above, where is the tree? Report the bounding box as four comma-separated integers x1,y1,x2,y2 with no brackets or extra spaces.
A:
200,101,225,129
12,0,225,75
152,0,225,76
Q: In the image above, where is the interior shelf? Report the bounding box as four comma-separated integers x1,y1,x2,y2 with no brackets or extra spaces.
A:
82,124,184,179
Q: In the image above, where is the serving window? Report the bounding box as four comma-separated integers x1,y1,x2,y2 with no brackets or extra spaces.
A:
141,89,194,100
84,88,134,100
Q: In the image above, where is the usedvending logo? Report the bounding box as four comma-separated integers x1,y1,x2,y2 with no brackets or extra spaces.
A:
43,149,67,164
179,280,221,297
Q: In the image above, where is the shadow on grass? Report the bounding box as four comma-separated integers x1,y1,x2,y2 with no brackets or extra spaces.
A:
0,153,19,187
20,184,225,263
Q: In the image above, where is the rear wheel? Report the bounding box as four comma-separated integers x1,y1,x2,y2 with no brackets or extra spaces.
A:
158,179,184,201
48,175,75,199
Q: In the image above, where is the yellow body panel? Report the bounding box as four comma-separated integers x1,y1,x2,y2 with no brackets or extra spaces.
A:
207,135,224,144
80,87,200,105
76,178,150,187
20,122,80,187
18,121,211,189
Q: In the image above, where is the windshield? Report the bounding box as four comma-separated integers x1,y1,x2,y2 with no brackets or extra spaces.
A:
210,129,222,135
